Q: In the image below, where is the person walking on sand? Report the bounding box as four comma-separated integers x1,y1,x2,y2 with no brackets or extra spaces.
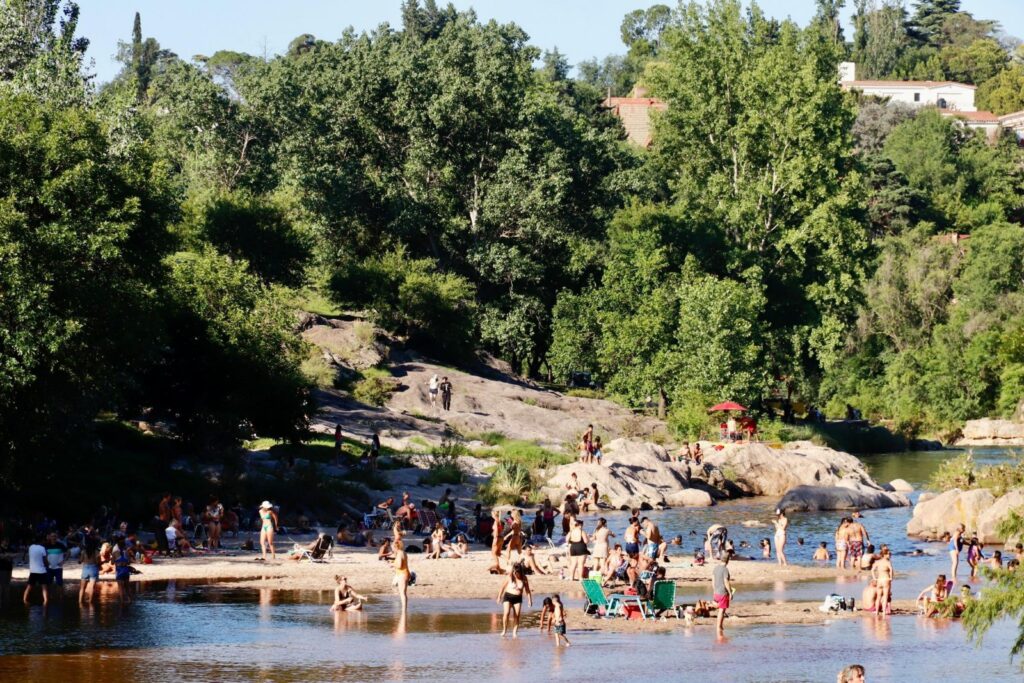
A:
567,517,590,580
949,523,965,577
497,563,532,637
393,539,411,612
428,373,440,409
440,376,453,411
504,509,524,563
258,501,278,562
552,594,570,647
774,510,789,566
712,551,734,635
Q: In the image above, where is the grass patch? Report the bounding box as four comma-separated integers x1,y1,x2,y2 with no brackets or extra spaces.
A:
565,388,605,400
300,348,337,389
475,439,573,469
418,437,466,486
462,430,508,446
477,460,533,505
522,397,538,407
353,320,376,345
408,411,443,423
293,288,342,317
352,367,398,407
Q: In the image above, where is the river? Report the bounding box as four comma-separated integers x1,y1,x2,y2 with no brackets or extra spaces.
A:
1,447,1021,681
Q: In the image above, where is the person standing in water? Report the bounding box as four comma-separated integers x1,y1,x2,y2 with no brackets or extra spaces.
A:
871,546,894,615
712,551,733,635
258,501,278,561
949,523,965,577
774,510,789,566
552,594,570,647
393,539,411,612
496,563,532,638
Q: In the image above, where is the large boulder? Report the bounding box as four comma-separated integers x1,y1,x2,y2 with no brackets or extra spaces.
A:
665,489,714,507
704,441,880,497
882,479,914,493
541,438,693,509
957,419,1024,446
777,484,910,512
906,488,996,539
977,489,1024,545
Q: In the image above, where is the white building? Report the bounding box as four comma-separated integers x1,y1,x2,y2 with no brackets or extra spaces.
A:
839,62,976,111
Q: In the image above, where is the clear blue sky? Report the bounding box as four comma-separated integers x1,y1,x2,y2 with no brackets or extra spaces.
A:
77,1,1024,83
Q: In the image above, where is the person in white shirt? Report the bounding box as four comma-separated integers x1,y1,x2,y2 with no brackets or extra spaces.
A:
23,537,49,605
428,374,439,408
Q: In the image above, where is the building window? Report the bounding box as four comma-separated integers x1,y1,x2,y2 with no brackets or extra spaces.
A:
914,93,921,102
938,98,947,109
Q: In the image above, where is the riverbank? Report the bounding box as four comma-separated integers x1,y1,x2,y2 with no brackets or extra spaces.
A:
8,542,863,600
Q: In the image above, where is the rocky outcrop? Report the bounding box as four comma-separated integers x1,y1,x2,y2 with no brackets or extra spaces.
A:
665,488,714,507
882,479,914,493
977,489,1024,545
778,484,910,513
906,488,996,539
957,419,1024,446
540,439,697,509
704,441,880,497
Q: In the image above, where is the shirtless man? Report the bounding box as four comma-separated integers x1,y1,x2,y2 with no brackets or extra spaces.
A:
642,518,667,563
846,513,870,567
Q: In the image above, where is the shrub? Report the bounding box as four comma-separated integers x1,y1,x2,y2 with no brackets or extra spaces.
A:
351,367,398,406
667,392,718,440
565,388,605,400
300,349,336,389
463,431,508,446
478,460,533,505
930,451,1024,497
354,320,376,346
489,440,573,469
419,436,466,486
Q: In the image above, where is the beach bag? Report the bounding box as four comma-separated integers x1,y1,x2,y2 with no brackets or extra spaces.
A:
819,594,845,613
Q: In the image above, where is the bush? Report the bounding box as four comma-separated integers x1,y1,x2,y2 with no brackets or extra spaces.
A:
565,388,606,400
929,451,1024,497
419,437,466,486
478,460,533,505
351,367,397,406
300,349,337,389
668,392,718,440
480,440,573,469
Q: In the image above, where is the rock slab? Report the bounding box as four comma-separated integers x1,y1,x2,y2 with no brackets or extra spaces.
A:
906,488,996,539
778,484,910,512
957,419,1024,446
977,489,1024,545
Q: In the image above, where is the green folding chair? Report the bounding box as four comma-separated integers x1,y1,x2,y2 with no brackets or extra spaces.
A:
581,578,644,619
647,580,681,618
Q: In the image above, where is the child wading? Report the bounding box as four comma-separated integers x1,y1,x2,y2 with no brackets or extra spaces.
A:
552,594,570,647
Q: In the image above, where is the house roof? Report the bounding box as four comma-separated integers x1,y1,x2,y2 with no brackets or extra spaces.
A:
844,80,976,90
945,110,1001,123
999,110,1024,124
603,97,667,147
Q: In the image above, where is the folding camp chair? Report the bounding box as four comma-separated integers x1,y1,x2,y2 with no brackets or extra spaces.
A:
581,578,645,619
646,580,682,618
297,534,334,563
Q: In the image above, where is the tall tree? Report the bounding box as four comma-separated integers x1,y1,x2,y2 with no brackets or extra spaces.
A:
813,0,847,45
912,0,961,46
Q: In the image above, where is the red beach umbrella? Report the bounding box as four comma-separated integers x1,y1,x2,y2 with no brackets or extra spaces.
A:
708,401,747,412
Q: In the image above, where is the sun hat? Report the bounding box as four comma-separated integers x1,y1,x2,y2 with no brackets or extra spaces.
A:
260,501,273,509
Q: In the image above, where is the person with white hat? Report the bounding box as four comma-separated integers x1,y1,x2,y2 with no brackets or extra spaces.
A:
258,501,278,561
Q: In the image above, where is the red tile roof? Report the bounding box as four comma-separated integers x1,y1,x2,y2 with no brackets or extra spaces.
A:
603,97,667,147
944,110,1000,123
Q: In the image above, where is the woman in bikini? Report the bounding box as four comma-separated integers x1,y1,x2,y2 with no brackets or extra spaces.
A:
205,496,224,550
773,510,789,566
504,509,524,563
835,518,850,570
427,523,446,559
949,523,965,577
566,517,590,580
871,546,894,615
393,538,411,611
488,509,504,573
331,575,368,611
258,501,278,561
624,517,641,559
496,564,532,637
916,573,949,617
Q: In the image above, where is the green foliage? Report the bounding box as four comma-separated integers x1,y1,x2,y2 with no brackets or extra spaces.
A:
977,65,1024,116
477,460,533,505
300,349,336,389
964,512,1024,665
420,435,466,485
667,392,717,441
151,248,313,446
929,451,1024,497
332,249,477,358
351,368,397,407
478,440,573,469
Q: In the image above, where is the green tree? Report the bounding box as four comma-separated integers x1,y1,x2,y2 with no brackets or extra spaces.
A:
964,513,1024,665
939,38,1008,85
977,65,1024,115
911,0,961,47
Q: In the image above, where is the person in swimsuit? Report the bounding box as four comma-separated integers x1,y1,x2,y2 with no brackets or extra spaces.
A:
624,517,641,559
488,509,504,573
871,546,893,615
835,518,850,569
114,537,133,605
258,501,278,561
78,532,101,605
541,499,559,539
847,515,869,566
642,518,667,563
567,517,590,580
393,539,411,611
496,564,532,637
331,575,368,611
504,509,524,563
560,495,578,535
949,523,965,578
205,496,224,550
591,518,612,572
967,536,985,577
916,574,949,617
552,594,570,647
861,579,878,612
774,510,789,566
539,597,554,634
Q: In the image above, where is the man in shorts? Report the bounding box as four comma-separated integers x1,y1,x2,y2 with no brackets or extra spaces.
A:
847,513,869,566
44,531,67,590
23,536,49,605
712,550,733,635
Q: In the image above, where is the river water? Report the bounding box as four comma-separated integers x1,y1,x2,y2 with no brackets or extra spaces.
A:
1,447,1021,681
